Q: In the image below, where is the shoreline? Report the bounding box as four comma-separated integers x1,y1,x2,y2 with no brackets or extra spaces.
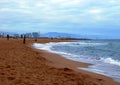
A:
0,38,120,85
30,39,120,85
31,41,120,82
32,48,120,84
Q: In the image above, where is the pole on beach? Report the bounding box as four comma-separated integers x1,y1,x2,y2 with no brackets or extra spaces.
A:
23,35,26,44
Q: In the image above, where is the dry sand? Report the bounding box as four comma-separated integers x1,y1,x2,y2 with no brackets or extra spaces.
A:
0,38,120,85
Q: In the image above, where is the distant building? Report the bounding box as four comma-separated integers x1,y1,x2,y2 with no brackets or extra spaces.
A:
26,33,32,38
14,34,19,38
32,32,40,38
0,32,7,38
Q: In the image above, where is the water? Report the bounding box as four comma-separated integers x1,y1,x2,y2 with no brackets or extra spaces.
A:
33,40,120,82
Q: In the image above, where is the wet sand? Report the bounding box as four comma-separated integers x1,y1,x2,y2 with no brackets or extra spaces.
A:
0,38,120,85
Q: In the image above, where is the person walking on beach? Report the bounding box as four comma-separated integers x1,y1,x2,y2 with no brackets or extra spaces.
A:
23,35,26,44
7,34,9,40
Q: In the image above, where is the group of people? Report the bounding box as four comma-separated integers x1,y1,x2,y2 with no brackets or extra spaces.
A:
6,34,37,44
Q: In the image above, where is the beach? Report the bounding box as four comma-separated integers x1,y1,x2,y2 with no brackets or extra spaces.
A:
0,38,120,85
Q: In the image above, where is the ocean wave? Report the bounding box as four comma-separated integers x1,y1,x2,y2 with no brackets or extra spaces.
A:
33,41,120,83
72,42,107,46
101,58,120,66
33,43,79,56
55,42,107,46
33,43,52,51
34,41,107,46
33,43,120,66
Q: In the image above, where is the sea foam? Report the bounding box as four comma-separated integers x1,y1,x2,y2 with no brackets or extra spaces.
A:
33,43,120,66
33,41,120,82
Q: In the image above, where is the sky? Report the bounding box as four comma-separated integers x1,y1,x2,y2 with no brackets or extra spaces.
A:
0,0,120,38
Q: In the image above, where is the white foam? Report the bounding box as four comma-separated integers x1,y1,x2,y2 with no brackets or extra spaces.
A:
74,42,107,46
33,43,120,66
34,41,107,46
33,43,75,56
33,43,52,51
33,42,120,83
79,63,120,83
80,67,106,75
101,58,120,66
33,43,88,63
57,41,107,46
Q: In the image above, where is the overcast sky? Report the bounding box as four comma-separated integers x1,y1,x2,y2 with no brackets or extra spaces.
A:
0,0,120,37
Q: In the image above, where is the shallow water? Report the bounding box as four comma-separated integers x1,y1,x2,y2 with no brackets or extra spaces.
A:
33,39,120,82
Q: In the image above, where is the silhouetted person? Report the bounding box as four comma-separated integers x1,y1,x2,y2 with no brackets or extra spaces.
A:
7,34,9,40
51,37,53,40
21,35,23,38
23,35,26,44
35,38,37,42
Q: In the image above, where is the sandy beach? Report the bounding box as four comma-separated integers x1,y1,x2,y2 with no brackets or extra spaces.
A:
0,38,120,85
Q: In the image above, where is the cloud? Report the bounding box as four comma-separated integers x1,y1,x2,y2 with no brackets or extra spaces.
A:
58,0,84,6
89,9,103,14
50,0,66,3
35,3,45,7
0,8,32,14
0,0,120,36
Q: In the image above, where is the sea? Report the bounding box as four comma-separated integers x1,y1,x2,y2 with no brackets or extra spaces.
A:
33,39,120,82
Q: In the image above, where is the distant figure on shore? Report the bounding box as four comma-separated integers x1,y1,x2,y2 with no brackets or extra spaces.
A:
35,38,37,42
21,35,23,38
23,35,26,44
51,37,53,40
7,34,9,40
